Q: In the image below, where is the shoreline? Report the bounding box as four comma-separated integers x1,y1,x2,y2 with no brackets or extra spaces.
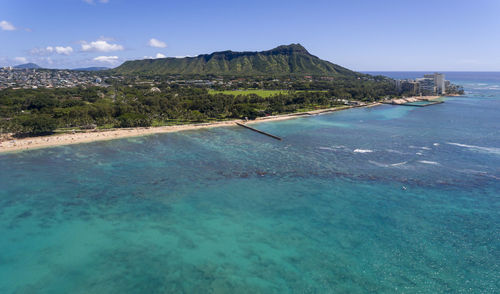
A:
0,103,380,153
389,95,442,104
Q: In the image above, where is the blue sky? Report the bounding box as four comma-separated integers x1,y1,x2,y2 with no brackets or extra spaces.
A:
1,0,499,70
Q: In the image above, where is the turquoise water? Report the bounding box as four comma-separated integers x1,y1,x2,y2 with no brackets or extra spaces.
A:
1,73,499,293
402,100,442,106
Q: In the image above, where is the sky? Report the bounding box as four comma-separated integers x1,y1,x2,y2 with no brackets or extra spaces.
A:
1,0,500,71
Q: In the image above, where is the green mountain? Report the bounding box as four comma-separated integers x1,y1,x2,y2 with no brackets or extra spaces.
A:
14,63,42,69
113,44,359,76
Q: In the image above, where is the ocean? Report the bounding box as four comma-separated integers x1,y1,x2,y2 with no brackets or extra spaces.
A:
0,72,499,293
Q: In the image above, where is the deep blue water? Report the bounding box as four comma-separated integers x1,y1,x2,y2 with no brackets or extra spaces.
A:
0,73,499,293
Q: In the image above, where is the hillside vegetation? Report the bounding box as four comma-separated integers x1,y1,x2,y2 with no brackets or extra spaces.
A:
113,44,359,77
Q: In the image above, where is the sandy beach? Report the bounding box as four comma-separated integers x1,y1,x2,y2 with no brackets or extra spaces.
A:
390,95,441,104
0,103,381,153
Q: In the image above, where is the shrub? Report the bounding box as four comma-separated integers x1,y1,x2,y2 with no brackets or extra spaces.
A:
118,113,152,127
12,114,58,136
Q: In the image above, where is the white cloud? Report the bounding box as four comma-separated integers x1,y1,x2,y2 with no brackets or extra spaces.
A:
31,46,74,56
14,57,27,63
55,46,73,55
0,20,16,31
93,56,119,64
81,40,124,52
30,48,45,55
149,38,167,48
46,46,74,55
143,53,167,59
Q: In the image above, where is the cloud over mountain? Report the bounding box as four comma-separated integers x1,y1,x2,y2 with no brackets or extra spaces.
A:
149,38,167,48
93,56,119,64
14,57,27,63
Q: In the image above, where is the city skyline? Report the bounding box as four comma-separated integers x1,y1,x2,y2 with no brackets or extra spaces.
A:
1,0,500,70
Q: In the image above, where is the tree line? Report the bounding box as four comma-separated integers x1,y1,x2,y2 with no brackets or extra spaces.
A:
0,77,398,136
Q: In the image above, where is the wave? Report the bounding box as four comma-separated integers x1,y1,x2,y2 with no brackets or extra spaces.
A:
368,160,388,167
471,86,496,89
369,160,407,168
409,145,431,150
458,169,487,175
318,145,346,151
354,149,373,153
386,149,405,154
319,147,336,151
470,86,500,91
433,143,440,146
487,174,500,180
418,160,440,165
447,142,500,156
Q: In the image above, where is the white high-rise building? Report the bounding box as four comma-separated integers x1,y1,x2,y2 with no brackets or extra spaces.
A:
424,73,445,94
434,73,445,94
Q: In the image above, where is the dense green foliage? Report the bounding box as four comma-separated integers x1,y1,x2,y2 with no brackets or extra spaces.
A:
0,76,398,136
11,114,57,135
113,44,359,77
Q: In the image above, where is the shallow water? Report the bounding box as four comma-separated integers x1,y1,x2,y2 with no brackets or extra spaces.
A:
1,73,499,293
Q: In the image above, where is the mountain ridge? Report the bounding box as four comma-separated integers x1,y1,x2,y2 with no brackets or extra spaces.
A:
14,63,42,69
112,44,360,76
